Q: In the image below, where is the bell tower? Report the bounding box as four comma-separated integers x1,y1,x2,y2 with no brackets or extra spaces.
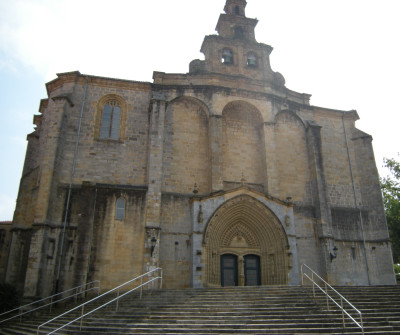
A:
190,0,282,85
224,0,247,16
216,0,257,41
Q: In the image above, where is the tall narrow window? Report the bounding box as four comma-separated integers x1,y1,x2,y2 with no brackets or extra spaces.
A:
115,198,125,220
222,49,233,64
100,100,121,140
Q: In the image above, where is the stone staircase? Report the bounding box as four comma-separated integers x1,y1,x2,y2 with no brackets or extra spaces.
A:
0,285,399,334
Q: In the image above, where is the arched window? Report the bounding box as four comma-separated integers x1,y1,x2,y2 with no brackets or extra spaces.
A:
235,6,240,15
247,52,258,67
222,49,234,64
100,100,121,140
115,197,125,220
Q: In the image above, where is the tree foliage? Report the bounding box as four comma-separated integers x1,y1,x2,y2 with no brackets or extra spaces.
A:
381,157,400,263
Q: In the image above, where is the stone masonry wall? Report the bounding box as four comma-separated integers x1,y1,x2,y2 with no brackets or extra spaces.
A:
53,78,151,187
314,112,361,208
275,111,312,204
162,98,210,194
160,194,192,288
88,188,146,290
222,101,265,186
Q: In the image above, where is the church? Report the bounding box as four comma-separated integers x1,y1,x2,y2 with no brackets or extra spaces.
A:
2,0,395,299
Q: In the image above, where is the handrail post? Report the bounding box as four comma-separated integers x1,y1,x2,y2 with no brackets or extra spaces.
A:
340,297,345,328
312,272,315,298
301,265,304,286
360,314,364,335
325,283,329,311
140,277,143,299
116,288,120,312
160,269,163,289
80,305,84,331
49,296,53,313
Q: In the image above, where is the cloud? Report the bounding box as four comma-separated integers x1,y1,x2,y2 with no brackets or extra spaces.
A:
0,0,221,81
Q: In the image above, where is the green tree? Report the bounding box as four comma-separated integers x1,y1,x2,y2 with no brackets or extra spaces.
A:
381,157,400,263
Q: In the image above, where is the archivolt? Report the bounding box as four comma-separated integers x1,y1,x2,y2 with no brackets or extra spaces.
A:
203,194,290,286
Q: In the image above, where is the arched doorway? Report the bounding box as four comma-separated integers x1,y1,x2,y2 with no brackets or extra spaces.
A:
203,195,290,286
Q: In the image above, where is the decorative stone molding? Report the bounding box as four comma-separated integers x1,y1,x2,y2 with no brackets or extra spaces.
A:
203,194,290,286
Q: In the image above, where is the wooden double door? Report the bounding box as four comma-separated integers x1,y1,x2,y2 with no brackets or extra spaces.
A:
220,254,261,287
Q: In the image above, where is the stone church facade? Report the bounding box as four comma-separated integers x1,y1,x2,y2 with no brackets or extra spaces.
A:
3,0,395,298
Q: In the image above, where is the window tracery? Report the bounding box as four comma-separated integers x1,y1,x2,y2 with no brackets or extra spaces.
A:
100,100,121,140
96,94,126,141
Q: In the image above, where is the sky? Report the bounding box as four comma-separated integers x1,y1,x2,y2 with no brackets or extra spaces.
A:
0,0,399,221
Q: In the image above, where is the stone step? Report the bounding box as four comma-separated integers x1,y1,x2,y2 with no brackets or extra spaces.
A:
1,285,400,334
45,325,392,334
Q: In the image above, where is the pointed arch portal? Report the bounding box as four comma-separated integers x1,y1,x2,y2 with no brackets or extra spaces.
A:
203,195,290,286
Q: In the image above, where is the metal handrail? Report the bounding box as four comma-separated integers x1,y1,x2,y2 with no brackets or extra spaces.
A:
0,280,100,324
37,267,162,335
301,264,364,335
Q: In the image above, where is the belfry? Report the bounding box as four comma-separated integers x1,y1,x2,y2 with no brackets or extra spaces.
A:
1,0,395,299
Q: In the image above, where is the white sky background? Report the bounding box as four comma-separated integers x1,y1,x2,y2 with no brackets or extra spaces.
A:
0,0,399,221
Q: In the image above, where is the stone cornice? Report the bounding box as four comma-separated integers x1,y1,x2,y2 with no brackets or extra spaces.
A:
312,107,360,120
333,238,390,243
38,99,48,114
46,71,80,95
201,34,271,53
151,81,310,111
46,71,152,97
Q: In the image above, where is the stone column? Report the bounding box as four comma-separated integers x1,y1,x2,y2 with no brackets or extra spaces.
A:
209,115,224,191
306,121,335,278
144,93,166,271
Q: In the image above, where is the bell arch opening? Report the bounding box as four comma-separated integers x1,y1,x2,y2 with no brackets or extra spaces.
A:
203,195,290,286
